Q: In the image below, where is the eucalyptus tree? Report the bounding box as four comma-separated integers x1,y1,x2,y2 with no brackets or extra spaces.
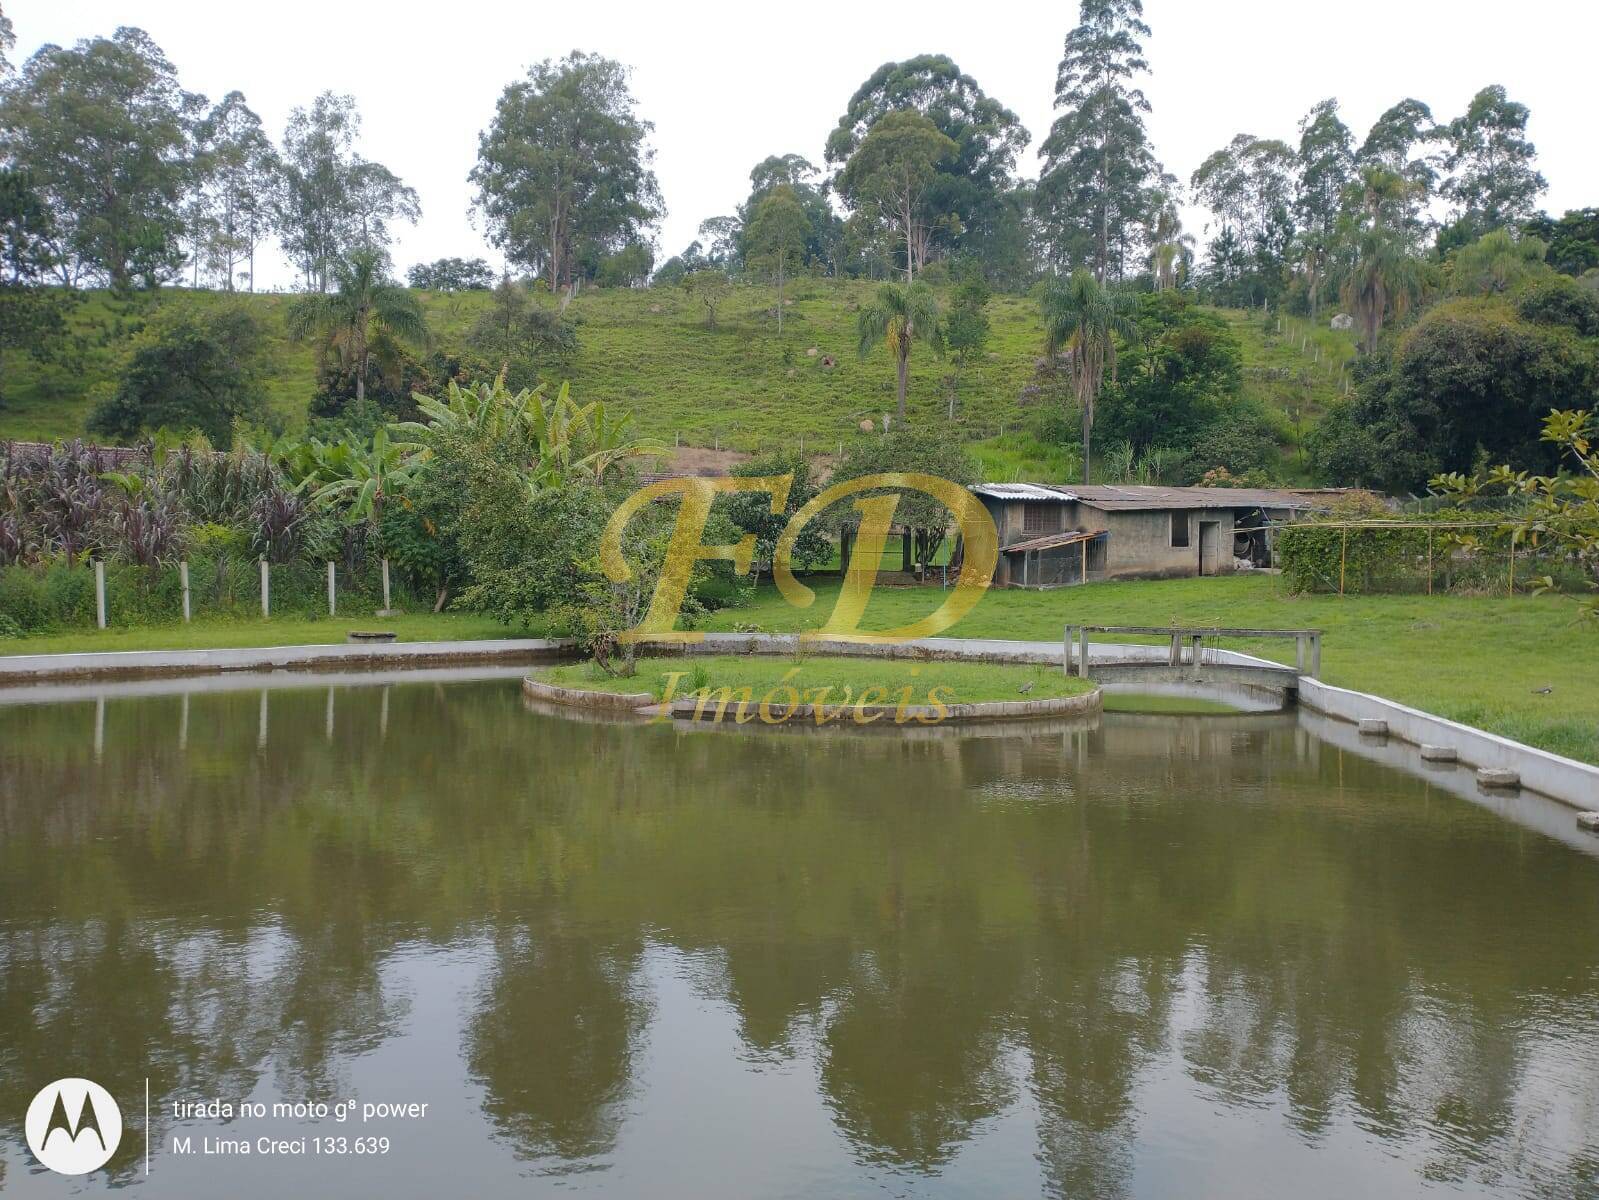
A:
288,248,429,405
734,155,838,274
1295,99,1354,320
743,185,811,329
1041,269,1137,482
275,92,359,292
193,91,280,291
1191,133,1296,304
836,112,957,282
0,3,13,75
0,27,201,288
347,159,420,252
857,281,943,420
1443,85,1546,238
1358,98,1442,249
472,52,663,293
1038,0,1162,282
825,54,1029,268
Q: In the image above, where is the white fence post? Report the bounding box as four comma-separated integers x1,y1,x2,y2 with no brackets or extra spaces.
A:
260,558,270,618
179,560,191,623
94,560,106,629
327,561,337,616
381,557,392,613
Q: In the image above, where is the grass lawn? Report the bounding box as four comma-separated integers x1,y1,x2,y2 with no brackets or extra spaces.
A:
702,574,1599,763
0,611,525,656
534,655,1095,705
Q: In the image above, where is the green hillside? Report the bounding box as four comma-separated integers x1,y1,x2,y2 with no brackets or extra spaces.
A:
0,282,1356,480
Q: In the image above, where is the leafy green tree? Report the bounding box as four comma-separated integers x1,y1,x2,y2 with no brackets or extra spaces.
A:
87,304,268,444
823,55,1029,272
0,26,200,288
289,247,429,406
192,91,279,291
1358,98,1441,249
465,279,574,382
1039,0,1162,282
1443,85,1545,238
836,112,957,281
0,169,75,405
1308,297,1593,490
408,257,495,291
942,275,990,418
595,241,652,287
0,3,14,75
1146,193,1192,291
346,158,419,252
472,52,663,292
730,155,839,275
274,92,359,292
1450,229,1549,295
857,281,943,420
1523,208,1599,277
743,186,810,331
723,449,830,571
1191,133,1296,305
829,426,980,572
1041,269,1136,482
681,268,732,328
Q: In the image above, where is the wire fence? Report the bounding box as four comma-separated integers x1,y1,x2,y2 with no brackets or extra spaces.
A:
1275,520,1588,596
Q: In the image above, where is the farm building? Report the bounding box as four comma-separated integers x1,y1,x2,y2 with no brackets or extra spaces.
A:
970,483,1343,587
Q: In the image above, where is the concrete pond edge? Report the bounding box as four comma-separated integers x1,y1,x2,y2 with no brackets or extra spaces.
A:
1,630,1594,809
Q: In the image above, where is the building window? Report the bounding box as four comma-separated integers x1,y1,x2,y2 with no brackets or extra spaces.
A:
1023,503,1056,533
1170,512,1190,547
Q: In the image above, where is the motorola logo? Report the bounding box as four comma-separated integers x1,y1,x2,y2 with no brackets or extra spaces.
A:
25,1078,123,1175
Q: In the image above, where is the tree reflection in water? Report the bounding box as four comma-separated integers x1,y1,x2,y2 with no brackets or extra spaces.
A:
0,680,1596,1196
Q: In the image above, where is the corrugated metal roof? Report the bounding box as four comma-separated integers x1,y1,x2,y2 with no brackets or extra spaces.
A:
973,482,1342,512
1003,528,1107,554
970,483,1076,501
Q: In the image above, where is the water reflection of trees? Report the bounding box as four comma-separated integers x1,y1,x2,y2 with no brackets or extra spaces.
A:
2,686,1598,1193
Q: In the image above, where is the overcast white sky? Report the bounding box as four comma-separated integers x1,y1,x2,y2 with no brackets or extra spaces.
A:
9,0,1597,289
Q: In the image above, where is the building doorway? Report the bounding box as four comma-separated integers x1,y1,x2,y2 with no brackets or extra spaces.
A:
1199,521,1222,575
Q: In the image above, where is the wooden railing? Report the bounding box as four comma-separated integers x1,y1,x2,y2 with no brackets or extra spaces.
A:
1063,624,1322,678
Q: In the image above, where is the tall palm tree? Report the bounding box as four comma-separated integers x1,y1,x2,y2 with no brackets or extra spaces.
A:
1147,200,1193,292
856,281,942,422
289,248,429,405
1041,270,1137,484
1339,229,1422,353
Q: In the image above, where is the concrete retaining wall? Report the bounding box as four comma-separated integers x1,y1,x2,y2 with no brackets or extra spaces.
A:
1297,676,1598,810
521,676,654,712
0,638,573,684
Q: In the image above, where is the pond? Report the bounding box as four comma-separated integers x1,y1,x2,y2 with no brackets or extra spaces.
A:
1,671,1596,1198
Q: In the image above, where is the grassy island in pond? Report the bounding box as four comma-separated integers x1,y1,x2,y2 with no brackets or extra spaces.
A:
533,655,1096,706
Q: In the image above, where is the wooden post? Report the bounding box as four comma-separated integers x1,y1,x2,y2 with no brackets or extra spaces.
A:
94,559,106,629
179,560,192,622
327,561,337,616
1338,527,1348,595
1080,536,1087,584
1426,527,1433,595
1508,539,1515,595
259,558,270,618
381,557,392,612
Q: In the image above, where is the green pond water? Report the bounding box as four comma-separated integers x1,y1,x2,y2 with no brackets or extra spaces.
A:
1,671,1597,1198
